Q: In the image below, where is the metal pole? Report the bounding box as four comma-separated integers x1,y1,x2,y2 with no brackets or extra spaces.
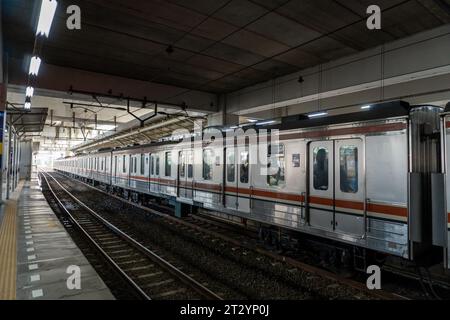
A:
12,130,16,189
16,137,21,186
0,113,6,202
6,124,12,199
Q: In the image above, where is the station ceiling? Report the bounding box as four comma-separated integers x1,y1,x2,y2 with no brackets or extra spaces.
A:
3,0,450,95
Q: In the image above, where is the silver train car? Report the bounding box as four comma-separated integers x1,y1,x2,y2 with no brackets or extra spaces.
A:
54,101,450,269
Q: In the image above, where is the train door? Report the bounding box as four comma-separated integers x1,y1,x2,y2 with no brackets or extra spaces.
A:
334,139,365,236
308,139,365,235
308,141,334,231
147,153,151,192
178,151,186,198
237,145,251,213
150,153,160,194
177,150,194,201
128,154,133,187
113,155,117,185
149,154,154,192
225,147,237,209
185,150,194,200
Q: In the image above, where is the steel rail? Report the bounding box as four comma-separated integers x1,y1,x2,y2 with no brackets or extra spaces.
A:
40,171,151,300
42,171,223,300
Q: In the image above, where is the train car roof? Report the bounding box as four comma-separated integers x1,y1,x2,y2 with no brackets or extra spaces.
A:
70,101,415,156
111,140,181,153
268,100,411,131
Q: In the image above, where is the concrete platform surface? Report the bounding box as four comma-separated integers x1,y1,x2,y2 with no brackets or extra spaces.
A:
15,177,115,300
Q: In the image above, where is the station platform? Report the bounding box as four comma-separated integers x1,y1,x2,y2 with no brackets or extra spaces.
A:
0,175,114,300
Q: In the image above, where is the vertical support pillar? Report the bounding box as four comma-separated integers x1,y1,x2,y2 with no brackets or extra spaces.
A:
0,4,7,202
0,112,5,202
15,133,20,187
12,131,17,190
6,123,12,199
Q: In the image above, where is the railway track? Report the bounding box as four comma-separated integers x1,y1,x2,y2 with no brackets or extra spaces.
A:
40,171,222,300
46,170,407,300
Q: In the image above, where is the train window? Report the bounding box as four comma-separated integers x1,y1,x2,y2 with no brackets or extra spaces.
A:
313,147,328,191
150,156,154,175
179,152,186,178
140,154,145,175
202,149,213,180
156,156,160,176
123,155,126,173
340,146,358,193
165,152,172,176
240,151,249,184
134,157,137,174
187,152,193,179
227,151,235,183
267,144,285,187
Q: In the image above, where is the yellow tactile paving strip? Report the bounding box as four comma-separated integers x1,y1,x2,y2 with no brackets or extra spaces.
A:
0,181,24,300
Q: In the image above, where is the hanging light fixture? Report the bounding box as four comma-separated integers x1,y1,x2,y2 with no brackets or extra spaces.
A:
308,112,328,118
29,56,42,75
24,97,32,110
36,0,58,37
26,86,34,98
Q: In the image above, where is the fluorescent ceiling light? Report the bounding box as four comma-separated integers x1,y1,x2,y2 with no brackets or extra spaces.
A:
24,102,32,110
29,57,42,75
36,0,58,37
361,105,371,110
26,87,34,98
247,119,258,123
96,125,116,131
308,112,328,118
256,120,275,126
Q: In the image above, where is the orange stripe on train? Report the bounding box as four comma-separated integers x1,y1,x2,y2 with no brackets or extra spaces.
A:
114,177,408,218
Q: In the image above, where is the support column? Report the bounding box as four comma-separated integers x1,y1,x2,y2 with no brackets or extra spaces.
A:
6,123,11,199
206,94,240,127
14,132,19,188
0,3,7,202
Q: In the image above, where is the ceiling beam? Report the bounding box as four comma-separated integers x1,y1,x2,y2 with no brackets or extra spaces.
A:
7,59,219,114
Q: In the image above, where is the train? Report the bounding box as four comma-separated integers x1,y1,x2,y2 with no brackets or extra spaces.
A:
54,100,450,271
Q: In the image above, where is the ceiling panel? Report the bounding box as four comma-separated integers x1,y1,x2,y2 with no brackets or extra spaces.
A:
3,0,448,95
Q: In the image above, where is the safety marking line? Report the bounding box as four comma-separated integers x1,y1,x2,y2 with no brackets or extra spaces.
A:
27,255,36,261
26,248,35,252
31,289,43,298
26,241,34,245
28,264,38,271
30,274,40,282
25,235,32,239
